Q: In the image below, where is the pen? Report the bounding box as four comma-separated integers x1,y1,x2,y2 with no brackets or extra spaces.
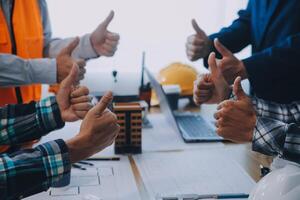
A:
78,161,94,166
193,193,249,199
72,164,86,170
86,157,120,161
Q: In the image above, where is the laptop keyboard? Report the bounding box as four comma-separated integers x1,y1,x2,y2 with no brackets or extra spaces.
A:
175,115,215,138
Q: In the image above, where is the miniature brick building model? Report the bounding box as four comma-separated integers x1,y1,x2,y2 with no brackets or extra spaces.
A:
114,102,142,154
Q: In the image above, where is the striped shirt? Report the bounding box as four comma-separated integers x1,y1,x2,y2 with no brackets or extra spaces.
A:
252,97,300,164
0,97,71,200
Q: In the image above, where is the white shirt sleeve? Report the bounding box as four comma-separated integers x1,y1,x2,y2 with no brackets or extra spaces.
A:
46,34,99,60
0,54,57,87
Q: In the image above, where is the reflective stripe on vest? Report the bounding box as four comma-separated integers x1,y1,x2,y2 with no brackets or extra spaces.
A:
0,0,44,153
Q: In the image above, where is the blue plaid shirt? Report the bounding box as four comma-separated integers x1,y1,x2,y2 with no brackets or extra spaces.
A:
0,97,71,200
252,97,300,164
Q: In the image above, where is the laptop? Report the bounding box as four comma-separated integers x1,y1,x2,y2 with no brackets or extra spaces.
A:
145,68,224,143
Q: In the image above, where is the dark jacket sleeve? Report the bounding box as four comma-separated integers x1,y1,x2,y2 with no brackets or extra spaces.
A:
242,33,300,101
204,1,252,67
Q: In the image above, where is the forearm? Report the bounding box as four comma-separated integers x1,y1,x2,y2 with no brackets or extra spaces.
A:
44,34,98,60
253,117,300,164
0,97,65,145
243,34,300,100
0,54,57,87
0,139,71,200
204,5,251,67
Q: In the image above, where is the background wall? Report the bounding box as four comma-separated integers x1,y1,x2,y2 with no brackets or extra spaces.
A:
44,0,249,96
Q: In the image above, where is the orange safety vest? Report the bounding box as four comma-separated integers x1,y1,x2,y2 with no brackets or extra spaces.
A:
0,0,44,152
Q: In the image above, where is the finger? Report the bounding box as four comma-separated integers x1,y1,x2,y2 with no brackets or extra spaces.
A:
194,96,208,105
187,36,205,46
233,76,247,100
61,37,80,56
70,95,92,104
105,39,119,46
208,52,218,76
79,68,86,77
191,19,206,37
195,79,214,90
214,111,221,120
78,74,85,81
93,91,113,115
214,38,232,57
194,89,211,97
72,102,93,111
76,59,86,68
101,43,117,53
186,43,204,53
101,10,114,29
75,111,88,119
71,86,89,98
106,32,120,41
217,100,235,110
60,64,79,88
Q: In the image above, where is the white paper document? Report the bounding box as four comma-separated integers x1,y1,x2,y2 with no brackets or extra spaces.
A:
25,157,140,200
134,149,255,200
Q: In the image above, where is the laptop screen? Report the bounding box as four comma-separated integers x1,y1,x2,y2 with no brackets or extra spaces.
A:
145,68,181,133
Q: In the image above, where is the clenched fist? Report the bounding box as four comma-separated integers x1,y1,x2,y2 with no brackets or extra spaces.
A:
193,52,231,105
186,19,212,61
214,77,256,143
90,11,120,57
66,91,120,163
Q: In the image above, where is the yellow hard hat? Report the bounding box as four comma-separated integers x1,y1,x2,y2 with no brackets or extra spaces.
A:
151,62,198,106
158,62,198,96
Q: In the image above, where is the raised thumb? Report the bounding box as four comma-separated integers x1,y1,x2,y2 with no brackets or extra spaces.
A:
93,91,113,115
101,10,114,29
61,64,79,88
233,76,247,100
208,52,218,76
191,19,206,37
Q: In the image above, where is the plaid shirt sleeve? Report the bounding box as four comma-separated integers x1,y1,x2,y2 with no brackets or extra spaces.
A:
0,96,65,145
0,139,71,200
251,97,300,164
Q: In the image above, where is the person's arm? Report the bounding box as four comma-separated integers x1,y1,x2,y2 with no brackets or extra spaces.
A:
253,117,300,165
252,96,300,123
40,0,98,60
0,96,64,145
242,34,300,97
0,139,71,200
0,54,56,87
203,0,252,67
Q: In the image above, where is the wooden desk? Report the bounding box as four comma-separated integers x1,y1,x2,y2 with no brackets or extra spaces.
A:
31,99,273,200
127,100,273,199
150,99,273,182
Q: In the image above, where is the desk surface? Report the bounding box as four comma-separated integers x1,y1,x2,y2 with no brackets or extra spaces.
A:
32,100,273,200
154,99,273,182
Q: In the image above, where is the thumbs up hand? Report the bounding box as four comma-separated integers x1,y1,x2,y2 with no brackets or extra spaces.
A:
56,64,92,122
214,38,247,84
193,52,231,105
186,19,212,61
67,91,120,163
90,10,120,57
56,37,86,83
214,77,256,143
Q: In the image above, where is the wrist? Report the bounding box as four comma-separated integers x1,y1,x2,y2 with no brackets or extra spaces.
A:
89,33,101,57
205,38,213,58
247,115,256,142
66,135,91,163
238,61,248,79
